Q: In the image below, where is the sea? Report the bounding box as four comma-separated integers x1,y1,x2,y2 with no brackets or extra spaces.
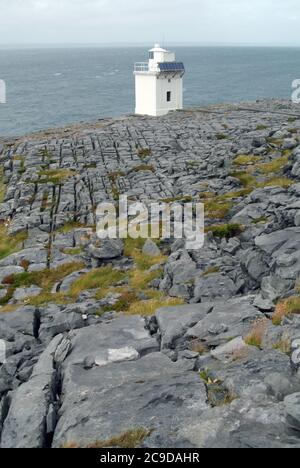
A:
0,46,300,137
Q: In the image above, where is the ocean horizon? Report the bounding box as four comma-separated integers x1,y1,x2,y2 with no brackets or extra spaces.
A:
1,46,300,137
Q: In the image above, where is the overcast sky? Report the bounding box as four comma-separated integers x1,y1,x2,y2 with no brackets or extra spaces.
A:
0,0,300,46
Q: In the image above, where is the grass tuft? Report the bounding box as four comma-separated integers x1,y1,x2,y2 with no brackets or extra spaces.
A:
63,428,151,449
0,225,28,261
69,266,127,298
244,319,268,349
272,296,300,325
207,223,244,240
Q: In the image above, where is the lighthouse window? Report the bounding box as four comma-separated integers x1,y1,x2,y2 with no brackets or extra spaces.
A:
167,91,171,102
149,52,154,59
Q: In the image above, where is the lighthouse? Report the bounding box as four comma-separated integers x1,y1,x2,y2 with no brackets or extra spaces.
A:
134,44,185,117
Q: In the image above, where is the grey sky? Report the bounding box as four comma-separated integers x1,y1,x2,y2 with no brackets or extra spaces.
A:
0,0,300,46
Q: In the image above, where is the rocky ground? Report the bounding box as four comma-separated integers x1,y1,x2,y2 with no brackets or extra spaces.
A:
1,99,300,448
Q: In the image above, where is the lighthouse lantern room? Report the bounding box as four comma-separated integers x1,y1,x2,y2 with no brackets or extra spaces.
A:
134,44,185,117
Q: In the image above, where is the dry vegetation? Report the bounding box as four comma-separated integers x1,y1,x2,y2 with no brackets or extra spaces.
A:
244,319,269,349
0,224,28,261
63,428,151,449
272,296,300,326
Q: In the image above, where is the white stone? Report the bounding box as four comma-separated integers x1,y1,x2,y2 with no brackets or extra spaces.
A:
108,347,140,363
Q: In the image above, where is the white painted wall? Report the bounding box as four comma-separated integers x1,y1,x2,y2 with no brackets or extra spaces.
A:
135,74,183,117
156,76,183,116
135,73,157,116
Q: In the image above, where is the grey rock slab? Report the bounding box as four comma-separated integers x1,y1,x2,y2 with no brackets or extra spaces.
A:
210,337,251,363
142,239,161,257
178,397,296,448
155,303,213,350
255,227,300,256
13,286,42,302
185,297,263,347
1,334,63,448
284,393,300,431
52,352,208,448
87,239,124,260
192,273,239,302
60,315,158,367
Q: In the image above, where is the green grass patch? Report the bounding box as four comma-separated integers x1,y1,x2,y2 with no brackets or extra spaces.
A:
257,155,289,175
36,169,77,185
233,154,262,166
0,166,7,203
56,221,89,234
215,133,229,140
230,171,257,188
0,262,85,305
251,216,269,225
256,125,268,130
60,247,83,255
131,165,155,173
272,296,300,325
259,177,294,189
69,266,127,298
0,225,28,261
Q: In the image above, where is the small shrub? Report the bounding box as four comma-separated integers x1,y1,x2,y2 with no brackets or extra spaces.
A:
20,259,30,271
207,223,244,240
204,199,233,220
273,338,291,354
230,171,257,188
138,148,152,159
108,171,125,183
215,133,228,140
189,340,210,355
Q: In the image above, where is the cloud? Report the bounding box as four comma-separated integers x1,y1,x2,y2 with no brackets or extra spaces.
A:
0,0,300,45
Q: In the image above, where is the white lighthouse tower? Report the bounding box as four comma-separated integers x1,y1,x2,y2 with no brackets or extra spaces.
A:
134,44,185,117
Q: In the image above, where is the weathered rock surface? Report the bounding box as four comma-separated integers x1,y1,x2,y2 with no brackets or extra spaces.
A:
1,99,300,448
